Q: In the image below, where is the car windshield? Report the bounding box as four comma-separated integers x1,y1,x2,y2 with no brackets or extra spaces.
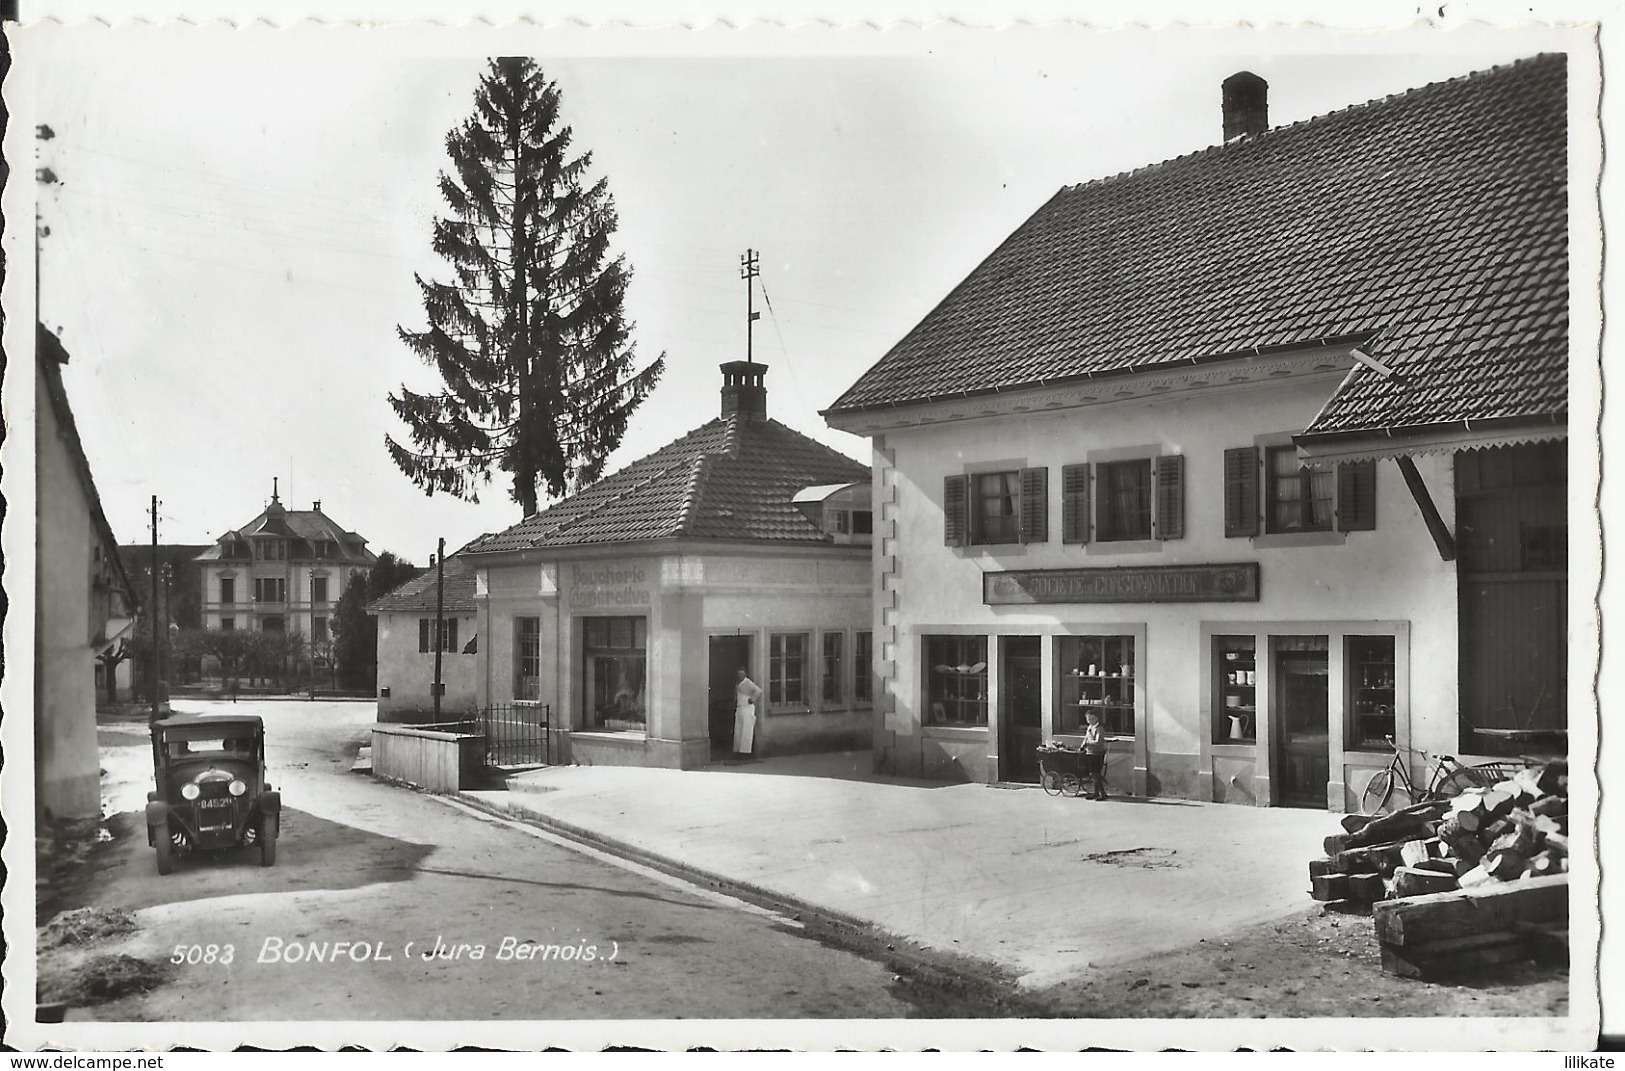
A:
166,737,254,756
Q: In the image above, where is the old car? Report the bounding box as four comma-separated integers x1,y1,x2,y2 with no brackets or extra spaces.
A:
146,714,280,874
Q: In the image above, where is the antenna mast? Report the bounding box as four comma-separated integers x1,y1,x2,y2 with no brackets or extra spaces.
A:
740,249,761,367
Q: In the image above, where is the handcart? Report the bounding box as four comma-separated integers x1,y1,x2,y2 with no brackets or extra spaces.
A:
1036,743,1090,797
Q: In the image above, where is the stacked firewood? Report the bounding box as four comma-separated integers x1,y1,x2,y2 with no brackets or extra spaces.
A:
1306,760,1570,979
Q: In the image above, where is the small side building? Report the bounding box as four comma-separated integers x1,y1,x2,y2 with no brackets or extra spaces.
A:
463,361,873,769
369,552,480,723
36,324,138,820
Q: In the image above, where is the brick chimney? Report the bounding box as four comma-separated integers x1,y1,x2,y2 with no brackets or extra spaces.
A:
1222,71,1269,141
720,361,768,421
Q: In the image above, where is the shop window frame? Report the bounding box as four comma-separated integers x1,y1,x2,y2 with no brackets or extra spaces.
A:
924,634,989,727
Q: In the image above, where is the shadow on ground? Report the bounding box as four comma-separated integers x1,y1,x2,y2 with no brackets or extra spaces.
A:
52,808,436,916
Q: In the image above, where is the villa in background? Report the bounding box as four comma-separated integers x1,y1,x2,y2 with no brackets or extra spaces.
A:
823,57,1569,809
194,481,379,648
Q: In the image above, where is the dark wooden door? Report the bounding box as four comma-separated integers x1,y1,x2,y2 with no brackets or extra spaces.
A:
1000,636,1043,783
1456,443,1567,756
708,636,750,751
1274,644,1329,808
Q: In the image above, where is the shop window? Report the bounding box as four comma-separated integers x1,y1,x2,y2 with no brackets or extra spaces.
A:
515,617,541,701
418,617,458,654
854,630,873,706
220,577,236,605
925,635,988,726
1213,635,1257,744
943,468,1047,547
1057,635,1135,735
1347,635,1397,751
821,632,844,707
583,616,647,731
769,632,809,709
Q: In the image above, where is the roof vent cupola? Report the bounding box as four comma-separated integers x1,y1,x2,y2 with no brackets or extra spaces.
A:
1222,71,1269,141
720,361,768,422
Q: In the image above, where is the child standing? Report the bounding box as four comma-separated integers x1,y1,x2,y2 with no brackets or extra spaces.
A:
1082,709,1108,800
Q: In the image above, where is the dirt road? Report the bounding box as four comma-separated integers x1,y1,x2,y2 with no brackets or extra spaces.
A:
42,700,964,1022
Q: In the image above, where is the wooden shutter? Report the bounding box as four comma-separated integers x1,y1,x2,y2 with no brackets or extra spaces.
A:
1019,467,1048,543
1337,459,1378,532
1155,455,1185,540
944,474,970,547
1223,446,1260,537
418,619,430,653
1061,463,1091,544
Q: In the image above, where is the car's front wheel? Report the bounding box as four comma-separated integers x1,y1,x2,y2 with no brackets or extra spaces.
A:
155,824,174,876
259,813,278,867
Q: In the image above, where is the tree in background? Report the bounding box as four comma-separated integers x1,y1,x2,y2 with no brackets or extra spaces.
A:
330,553,420,690
387,56,664,518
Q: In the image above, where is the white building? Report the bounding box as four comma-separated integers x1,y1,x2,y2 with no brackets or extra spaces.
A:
823,58,1570,810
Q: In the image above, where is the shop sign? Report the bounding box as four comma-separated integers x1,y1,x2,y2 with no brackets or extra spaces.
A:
569,562,653,609
984,563,1260,605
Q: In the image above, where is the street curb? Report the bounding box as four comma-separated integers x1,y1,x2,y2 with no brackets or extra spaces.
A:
450,790,1031,1002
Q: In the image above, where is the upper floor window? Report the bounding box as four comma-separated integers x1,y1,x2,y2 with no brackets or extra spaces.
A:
1097,459,1154,541
1266,446,1335,533
311,576,329,604
253,577,287,603
1223,444,1375,538
418,617,459,654
944,468,1047,547
220,577,236,605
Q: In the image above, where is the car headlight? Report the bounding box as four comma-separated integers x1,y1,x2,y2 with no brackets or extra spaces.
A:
228,780,247,797
181,783,201,800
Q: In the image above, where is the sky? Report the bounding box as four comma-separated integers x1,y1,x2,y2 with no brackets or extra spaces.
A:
15,21,1580,563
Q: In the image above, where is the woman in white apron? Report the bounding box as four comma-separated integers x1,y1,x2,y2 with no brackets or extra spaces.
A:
733,669,763,755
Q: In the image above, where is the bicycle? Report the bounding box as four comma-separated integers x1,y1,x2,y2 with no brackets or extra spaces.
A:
1358,735,1526,815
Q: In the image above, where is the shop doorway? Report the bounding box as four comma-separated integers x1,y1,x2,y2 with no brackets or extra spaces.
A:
708,635,752,754
1272,635,1330,808
998,636,1043,783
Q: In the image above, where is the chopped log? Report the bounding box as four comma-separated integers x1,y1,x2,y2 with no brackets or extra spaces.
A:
1530,795,1567,818
1523,853,1560,878
1347,872,1387,902
1482,817,1514,840
1311,873,1351,901
1489,824,1539,858
1413,858,1459,875
1372,874,1568,947
1512,767,1546,797
1536,762,1567,796
1436,815,1486,862
1392,865,1458,898
1449,857,1480,877
1558,856,1570,873
1399,838,1439,867
1453,809,1483,835
1308,857,1339,878
1543,832,1569,857
1380,933,1529,980
1484,850,1527,881
1324,834,1351,856
1486,789,1516,818
1456,865,1498,889
1336,842,1408,877
1346,799,1452,848
1341,813,1374,834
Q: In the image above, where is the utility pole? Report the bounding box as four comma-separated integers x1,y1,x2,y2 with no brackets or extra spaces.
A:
149,495,160,723
740,248,761,368
432,537,446,721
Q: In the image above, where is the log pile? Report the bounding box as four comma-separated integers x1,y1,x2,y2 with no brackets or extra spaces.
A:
1305,760,1570,979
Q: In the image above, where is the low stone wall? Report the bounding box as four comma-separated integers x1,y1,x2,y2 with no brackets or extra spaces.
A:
371,724,485,793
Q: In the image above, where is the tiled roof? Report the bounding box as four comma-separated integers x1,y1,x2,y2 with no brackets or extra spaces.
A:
470,415,870,554
366,555,473,615
194,504,379,564
825,55,1567,439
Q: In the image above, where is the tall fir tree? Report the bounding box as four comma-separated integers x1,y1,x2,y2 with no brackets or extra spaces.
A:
389,57,664,517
